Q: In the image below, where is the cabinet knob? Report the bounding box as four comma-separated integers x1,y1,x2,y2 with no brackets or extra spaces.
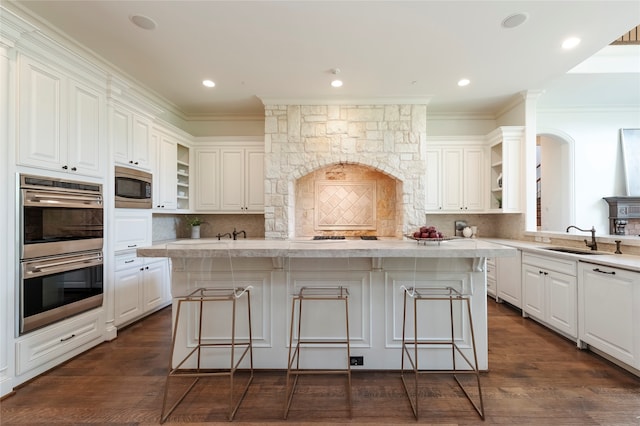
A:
71,166,77,171
62,165,68,170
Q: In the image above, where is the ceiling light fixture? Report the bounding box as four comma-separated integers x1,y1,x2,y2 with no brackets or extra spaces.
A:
130,15,157,30
562,37,581,49
330,68,343,88
202,79,215,88
501,13,528,29
458,78,470,87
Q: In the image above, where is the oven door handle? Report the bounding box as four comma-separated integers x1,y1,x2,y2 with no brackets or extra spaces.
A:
25,253,103,277
23,190,103,207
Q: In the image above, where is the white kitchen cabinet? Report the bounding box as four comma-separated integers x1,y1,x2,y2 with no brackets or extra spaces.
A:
152,127,190,211
114,254,169,327
111,104,152,170
17,54,106,177
113,209,152,252
426,144,484,212
15,308,104,377
496,249,522,308
486,257,496,298
194,140,264,213
578,262,640,370
486,127,524,212
194,147,221,211
522,253,577,339
221,147,264,212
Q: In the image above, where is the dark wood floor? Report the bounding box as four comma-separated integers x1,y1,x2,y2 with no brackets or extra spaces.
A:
2,300,639,425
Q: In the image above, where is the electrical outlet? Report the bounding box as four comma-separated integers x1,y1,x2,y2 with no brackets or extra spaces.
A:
350,356,363,366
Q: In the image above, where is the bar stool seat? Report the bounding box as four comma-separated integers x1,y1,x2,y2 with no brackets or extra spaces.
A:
160,287,253,423
284,286,352,419
400,286,485,420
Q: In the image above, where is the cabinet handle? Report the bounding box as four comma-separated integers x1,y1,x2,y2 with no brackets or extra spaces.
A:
593,268,615,275
60,334,76,342
124,259,135,264
538,270,548,275
127,244,137,248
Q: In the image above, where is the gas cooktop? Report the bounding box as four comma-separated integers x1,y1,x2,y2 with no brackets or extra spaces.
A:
312,236,378,240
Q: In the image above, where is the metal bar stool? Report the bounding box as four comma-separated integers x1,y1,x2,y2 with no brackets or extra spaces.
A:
160,287,254,423
400,286,485,420
283,286,352,419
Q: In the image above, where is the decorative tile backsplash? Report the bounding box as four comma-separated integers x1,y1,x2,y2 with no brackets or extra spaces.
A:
315,181,376,230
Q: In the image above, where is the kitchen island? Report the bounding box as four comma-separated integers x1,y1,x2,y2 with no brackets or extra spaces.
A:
138,238,516,370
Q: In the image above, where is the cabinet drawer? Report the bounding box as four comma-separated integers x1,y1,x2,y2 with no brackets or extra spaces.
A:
114,254,143,271
16,309,104,375
523,253,576,276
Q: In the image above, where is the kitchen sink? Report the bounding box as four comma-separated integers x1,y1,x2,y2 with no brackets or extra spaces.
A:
541,247,605,255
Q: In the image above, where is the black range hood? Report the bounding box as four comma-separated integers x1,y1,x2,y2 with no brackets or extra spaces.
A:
603,197,640,235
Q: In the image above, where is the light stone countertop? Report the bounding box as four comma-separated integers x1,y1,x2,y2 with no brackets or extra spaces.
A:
137,237,517,259
484,238,640,273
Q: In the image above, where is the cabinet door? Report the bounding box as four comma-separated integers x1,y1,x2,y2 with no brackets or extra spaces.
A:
463,148,485,211
131,114,151,170
441,148,463,211
67,79,105,177
142,260,168,313
194,148,220,211
220,149,245,211
546,271,577,337
425,148,442,211
245,149,264,212
496,251,522,308
114,210,152,251
522,265,545,320
17,55,66,171
114,267,143,326
579,264,638,367
111,106,131,165
155,135,177,210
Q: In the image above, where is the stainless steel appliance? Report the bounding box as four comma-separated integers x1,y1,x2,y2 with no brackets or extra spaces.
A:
114,166,152,209
19,174,104,334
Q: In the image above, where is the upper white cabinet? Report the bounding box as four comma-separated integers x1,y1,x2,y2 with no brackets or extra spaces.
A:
426,142,485,212
486,127,524,212
111,104,152,170
152,126,190,211
194,138,264,213
578,263,640,370
17,54,106,177
221,147,264,212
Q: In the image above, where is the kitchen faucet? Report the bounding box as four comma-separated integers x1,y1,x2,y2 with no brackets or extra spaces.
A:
566,225,597,251
232,227,246,240
216,232,232,241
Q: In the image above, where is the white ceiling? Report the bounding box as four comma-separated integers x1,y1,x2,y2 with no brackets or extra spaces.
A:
8,0,640,119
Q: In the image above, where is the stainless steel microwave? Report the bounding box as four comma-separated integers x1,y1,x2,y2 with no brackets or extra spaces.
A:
114,166,152,209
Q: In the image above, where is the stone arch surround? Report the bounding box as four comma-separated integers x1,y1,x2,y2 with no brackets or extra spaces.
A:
263,104,428,239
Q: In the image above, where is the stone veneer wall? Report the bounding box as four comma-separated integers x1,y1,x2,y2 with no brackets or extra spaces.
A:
263,104,427,239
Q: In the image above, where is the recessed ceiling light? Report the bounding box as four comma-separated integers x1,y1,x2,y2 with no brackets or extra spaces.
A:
331,79,343,88
130,15,157,30
202,79,215,88
562,37,581,49
501,13,528,29
458,79,470,87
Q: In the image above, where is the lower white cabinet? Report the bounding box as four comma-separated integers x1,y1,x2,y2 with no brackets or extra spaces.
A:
486,257,496,298
522,253,577,339
15,308,104,378
578,262,640,370
113,209,152,252
496,250,522,308
114,255,169,327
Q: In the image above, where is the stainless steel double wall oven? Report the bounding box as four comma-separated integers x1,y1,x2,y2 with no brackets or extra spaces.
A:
19,174,104,335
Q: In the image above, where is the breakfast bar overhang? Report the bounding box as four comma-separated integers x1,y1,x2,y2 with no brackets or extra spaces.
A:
138,238,516,371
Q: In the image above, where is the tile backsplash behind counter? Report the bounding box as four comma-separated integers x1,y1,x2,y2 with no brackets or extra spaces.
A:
152,214,265,241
